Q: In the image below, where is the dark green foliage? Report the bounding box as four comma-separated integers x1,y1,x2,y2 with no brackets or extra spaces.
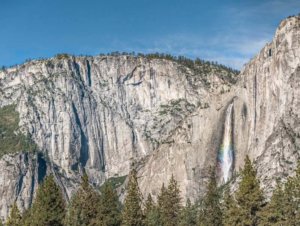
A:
100,175,127,191
157,184,167,225
68,175,122,226
198,168,223,226
166,175,182,225
143,53,239,86
158,98,196,117
144,194,161,226
0,65,6,71
55,53,71,60
179,199,197,226
28,175,66,226
0,105,37,158
222,188,239,226
6,157,299,226
158,175,182,226
97,183,122,226
222,156,267,226
292,162,300,223
280,162,300,226
259,162,300,225
104,51,239,79
65,173,101,226
141,53,239,76
234,156,265,226
121,169,144,226
6,202,22,226
144,194,154,214
259,182,286,225
20,208,31,226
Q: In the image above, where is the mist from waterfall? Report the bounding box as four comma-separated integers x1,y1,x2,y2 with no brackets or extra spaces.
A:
217,102,234,184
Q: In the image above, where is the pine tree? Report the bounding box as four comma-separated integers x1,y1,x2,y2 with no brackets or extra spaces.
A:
158,183,167,211
29,175,66,226
235,156,264,226
20,208,31,226
280,162,300,226
259,162,300,226
179,199,197,226
145,194,154,216
259,182,286,225
198,168,222,226
157,184,167,225
159,175,182,226
293,162,300,224
222,187,239,226
166,175,182,226
6,202,22,226
65,172,101,226
121,169,144,226
96,182,121,226
144,194,160,226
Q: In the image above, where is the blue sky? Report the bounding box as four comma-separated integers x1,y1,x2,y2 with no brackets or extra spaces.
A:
0,0,299,69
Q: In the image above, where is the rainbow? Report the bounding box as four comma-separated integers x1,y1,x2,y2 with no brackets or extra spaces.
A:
217,102,234,184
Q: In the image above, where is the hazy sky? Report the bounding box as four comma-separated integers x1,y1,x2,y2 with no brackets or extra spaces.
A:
0,0,299,69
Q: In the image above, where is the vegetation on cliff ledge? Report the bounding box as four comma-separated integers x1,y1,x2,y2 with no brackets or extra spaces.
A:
0,105,37,158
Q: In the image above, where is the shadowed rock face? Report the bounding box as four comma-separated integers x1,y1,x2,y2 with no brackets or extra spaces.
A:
0,15,299,220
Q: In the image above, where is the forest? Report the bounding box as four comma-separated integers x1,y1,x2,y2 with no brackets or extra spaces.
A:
3,156,300,226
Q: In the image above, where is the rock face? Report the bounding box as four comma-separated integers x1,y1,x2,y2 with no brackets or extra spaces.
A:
140,15,300,200
234,15,300,193
0,53,228,218
0,15,299,219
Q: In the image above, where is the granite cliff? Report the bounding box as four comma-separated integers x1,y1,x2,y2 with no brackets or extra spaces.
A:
0,15,299,219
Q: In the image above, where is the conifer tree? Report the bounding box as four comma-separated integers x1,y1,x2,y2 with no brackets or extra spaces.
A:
65,172,101,226
96,182,121,226
293,162,300,224
198,168,222,226
145,194,154,216
20,208,31,226
144,194,160,226
29,175,66,226
259,182,286,225
166,175,182,226
157,184,167,225
157,183,167,210
121,169,144,226
179,199,197,226
6,202,22,226
222,188,239,226
158,175,182,226
235,156,264,226
280,162,300,226
259,162,300,226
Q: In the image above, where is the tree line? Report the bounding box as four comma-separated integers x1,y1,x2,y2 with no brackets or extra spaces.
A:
3,156,300,226
102,52,240,75
0,52,239,76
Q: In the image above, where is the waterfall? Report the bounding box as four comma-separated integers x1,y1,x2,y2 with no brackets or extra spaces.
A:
217,102,234,184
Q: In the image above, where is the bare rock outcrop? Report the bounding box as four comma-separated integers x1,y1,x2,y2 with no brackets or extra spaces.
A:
0,15,299,220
